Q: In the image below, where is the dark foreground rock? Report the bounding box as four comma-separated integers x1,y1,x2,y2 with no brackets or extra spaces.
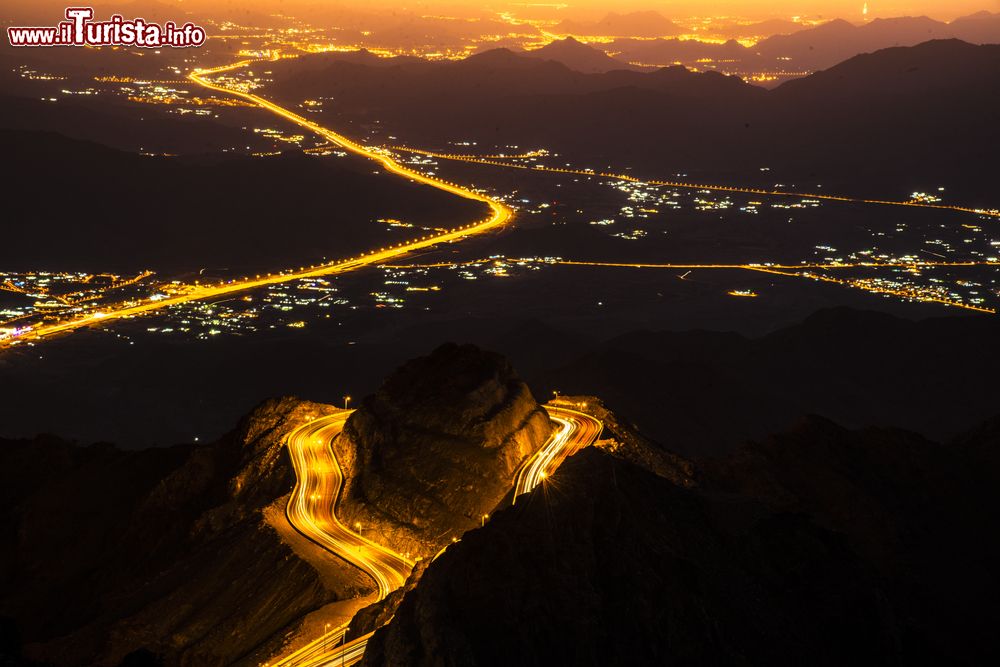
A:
701,415,1000,665
363,448,896,665
0,398,370,667
364,416,1000,666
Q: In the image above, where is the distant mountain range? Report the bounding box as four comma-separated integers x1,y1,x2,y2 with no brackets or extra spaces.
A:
267,38,1000,200
523,36,649,74
608,11,1000,72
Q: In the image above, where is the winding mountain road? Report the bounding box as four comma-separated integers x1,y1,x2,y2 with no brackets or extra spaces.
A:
274,403,602,666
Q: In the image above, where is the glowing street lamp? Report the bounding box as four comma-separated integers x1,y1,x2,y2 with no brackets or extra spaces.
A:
343,395,351,410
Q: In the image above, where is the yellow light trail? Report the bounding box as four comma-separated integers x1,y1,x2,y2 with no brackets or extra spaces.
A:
743,265,997,314
272,403,601,667
285,412,413,599
392,146,1000,220
0,58,513,351
275,411,411,667
513,406,602,502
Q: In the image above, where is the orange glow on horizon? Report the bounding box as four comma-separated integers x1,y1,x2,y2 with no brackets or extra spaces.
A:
6,1,995,24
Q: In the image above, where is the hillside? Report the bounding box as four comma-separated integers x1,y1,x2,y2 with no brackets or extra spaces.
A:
364,414,1000,665
265,39,1000,199
607,12,1000,73
0,398,372,666
524,37,643,73
0,128,486,273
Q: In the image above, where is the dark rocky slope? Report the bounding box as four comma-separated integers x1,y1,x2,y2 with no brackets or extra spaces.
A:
364,415,1000,666
701,416,1000,665
334,343,552,559
363,448,898,666
0,398,371,667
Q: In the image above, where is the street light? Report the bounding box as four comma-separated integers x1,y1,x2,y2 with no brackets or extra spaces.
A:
343,395,351,410
481,513,489,527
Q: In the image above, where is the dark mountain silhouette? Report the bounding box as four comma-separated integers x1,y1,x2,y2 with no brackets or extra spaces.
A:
731,17,806,38
948,10,1000,43
267,39,1000,200
523,36,644,73
606,13,1000,74
755,17,937,67
755,14,1000,70
537,306,1000,457
773,37,998,98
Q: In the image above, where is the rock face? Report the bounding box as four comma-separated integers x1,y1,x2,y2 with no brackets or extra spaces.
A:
363,415,1000,666
700,415,1000,665
335,343,552,558
363,448,898,666
0,397,371,667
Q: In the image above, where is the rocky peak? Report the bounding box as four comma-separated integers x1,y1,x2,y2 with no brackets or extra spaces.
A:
337,343,552,557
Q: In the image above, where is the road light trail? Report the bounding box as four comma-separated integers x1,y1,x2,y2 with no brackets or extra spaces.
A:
514,405,603,502
276,412,412,667
274,403,601,667
742,265,997,314
392,146,1000,219
285,412,413,599
0,60,513,351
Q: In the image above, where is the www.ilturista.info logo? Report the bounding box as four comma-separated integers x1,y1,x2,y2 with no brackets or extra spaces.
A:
7,7,206,48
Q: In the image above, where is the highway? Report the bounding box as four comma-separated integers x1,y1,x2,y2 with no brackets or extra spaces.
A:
5,55,997,350
285,412,413,599
514,405,603,501
0,58,514,351
273,411,411,667
271,402,602,666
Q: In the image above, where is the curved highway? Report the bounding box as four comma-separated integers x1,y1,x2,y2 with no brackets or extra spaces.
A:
286,412,413,599
514,405,603,502
0,58,513,350
272,403,602,666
